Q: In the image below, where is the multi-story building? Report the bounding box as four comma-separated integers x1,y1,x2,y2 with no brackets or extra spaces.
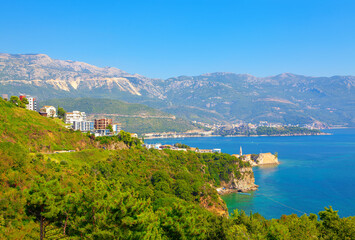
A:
65,111,87,124
94,129,111,137
40,106,57,117
72,120,94,132
27,97,37,111
94,118,113,130
112,123,122,133
19,95,37,111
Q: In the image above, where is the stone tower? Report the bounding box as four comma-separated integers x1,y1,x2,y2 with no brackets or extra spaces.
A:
240,146,243,156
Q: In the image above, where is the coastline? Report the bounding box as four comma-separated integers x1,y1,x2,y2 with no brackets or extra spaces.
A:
144,132,331,140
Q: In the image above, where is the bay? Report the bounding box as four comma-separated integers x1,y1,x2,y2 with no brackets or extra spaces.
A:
145,128,355,219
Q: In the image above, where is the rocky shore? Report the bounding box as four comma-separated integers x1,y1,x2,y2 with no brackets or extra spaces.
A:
217,167,259,195
216,153,279,195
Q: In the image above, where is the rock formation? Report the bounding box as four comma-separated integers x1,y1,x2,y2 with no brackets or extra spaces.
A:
217,167,258,194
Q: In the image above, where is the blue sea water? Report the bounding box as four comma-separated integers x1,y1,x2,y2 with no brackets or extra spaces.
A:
145,129,355,219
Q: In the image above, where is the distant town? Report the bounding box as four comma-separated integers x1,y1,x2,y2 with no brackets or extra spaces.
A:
143,120,327,139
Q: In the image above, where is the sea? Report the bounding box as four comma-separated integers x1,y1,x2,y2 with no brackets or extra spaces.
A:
145,128,355,219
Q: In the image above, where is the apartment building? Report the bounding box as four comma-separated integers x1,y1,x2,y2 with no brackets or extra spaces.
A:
72,120,94,132
65,111,87,124
19,95,37,111
94,118,113,130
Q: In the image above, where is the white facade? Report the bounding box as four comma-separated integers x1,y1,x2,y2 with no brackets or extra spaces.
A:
112,123,121,133
94,129,110,137
26,97,37,111
72,121,94,132
65,111,87,124
40,106,57,117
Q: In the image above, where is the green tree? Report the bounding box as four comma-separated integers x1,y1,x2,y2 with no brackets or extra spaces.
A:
106,124,113,133
9,96,21,107
57,107,66,120
25,177,68,240
20,97,29,108
65,179,161,239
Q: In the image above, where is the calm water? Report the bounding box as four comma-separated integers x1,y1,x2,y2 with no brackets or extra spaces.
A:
145,129,355,219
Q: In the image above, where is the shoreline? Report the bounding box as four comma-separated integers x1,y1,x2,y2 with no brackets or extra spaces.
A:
144,132,331,140
217,187,257,196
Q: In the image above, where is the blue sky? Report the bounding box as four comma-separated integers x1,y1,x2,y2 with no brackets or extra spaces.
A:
0,0,354,78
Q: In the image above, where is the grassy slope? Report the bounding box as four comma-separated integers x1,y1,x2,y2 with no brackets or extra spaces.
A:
0,98,92,154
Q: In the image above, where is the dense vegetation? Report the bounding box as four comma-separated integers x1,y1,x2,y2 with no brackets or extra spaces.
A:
40,98,199,134
214,126,322,136
40,98,170,117
116,117,196,135
1,98,354,239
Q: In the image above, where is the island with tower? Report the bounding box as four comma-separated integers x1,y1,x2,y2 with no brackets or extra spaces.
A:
233,146,279,167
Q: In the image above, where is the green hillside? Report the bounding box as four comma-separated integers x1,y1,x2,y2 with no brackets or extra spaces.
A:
0,98,93,154
1,98,354,239
40,98,171,117
40,98,198,134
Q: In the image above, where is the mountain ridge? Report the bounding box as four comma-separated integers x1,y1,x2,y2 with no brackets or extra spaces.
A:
1,53,354,127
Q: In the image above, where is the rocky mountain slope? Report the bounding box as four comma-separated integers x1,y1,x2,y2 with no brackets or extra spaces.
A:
0,53,164,99
1,53,354,127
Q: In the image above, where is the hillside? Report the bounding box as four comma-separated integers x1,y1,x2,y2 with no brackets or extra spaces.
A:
1,53,354,127
40,98,172,117
0,99,235,238
0,98,93,155
40,98,198,134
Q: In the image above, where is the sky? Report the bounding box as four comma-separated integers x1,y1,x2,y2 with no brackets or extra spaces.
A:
0,0,354,79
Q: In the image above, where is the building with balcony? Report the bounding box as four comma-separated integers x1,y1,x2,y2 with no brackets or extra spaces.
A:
19,95,37,111
72,121,94,132
94,118,113,130
39,106,57,117
65,111,87,124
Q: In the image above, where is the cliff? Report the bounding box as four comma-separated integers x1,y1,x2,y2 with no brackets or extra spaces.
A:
217,167,258,194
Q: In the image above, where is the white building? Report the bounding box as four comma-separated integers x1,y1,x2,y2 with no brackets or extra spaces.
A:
40,106,57,117
94,129,111,137
112,123,121,133
65,111,87,124
72,121,94,132
26,97,37,111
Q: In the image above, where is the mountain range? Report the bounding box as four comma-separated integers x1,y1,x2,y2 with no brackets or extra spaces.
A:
1,53,354,127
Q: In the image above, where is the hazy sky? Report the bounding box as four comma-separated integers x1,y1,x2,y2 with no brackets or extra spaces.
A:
1,0,354,78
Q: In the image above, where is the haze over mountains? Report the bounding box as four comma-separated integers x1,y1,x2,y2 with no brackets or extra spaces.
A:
1,53,354,127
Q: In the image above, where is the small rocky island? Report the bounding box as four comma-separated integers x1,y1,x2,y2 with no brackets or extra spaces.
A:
234,152,279,167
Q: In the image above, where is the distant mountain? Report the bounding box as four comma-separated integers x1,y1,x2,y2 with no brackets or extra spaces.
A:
159,72,355,127
0,53,164,100
1,53,354,127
